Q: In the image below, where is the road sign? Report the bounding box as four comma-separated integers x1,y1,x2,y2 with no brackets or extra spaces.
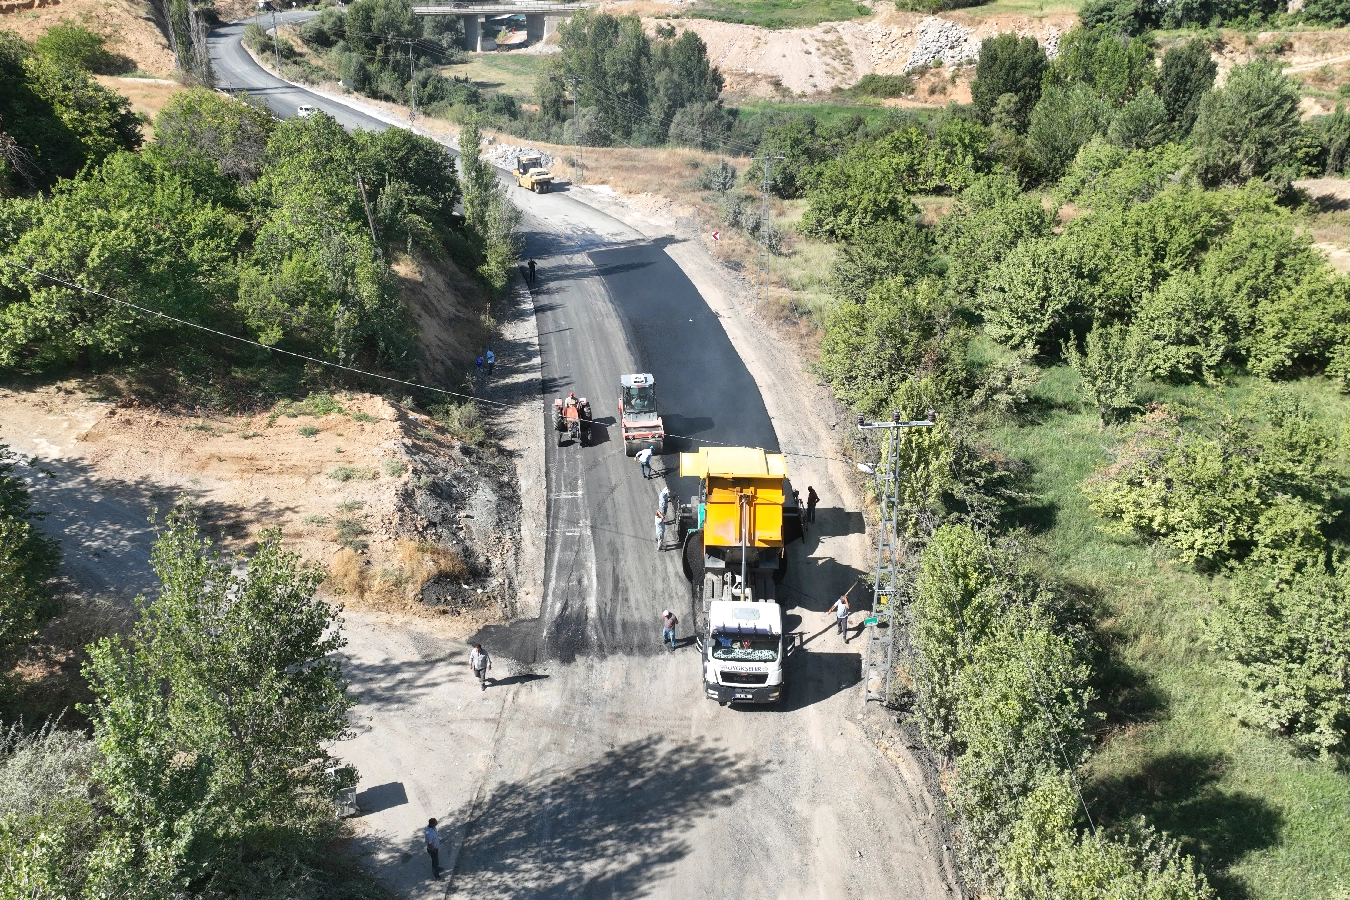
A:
863,617,878,627
711,230,720,242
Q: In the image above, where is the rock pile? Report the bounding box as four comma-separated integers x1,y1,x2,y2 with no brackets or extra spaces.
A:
485,143,555,169
902,17,982,72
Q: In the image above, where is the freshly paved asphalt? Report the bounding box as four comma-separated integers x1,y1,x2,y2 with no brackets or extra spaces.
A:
208,17,780,661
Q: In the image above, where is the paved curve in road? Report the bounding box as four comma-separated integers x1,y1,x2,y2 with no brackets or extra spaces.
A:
209,20,956,899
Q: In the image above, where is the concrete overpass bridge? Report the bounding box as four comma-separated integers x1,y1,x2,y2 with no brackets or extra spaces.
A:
412,1,591,51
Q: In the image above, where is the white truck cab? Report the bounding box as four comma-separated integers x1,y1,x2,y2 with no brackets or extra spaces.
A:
702,600,787,705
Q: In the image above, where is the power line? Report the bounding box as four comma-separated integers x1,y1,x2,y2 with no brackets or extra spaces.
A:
0,259,512,408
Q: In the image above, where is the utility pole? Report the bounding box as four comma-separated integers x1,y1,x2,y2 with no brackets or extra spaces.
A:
408,42,416,129
269,5,282,74
856,410,937,706
751,154,784,301
570,74,582,186
355,171,378,247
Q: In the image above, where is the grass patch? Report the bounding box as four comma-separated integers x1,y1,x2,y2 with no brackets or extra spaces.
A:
298,426,320,437
684,0,871,29
442,53,545,102
348,411,379,423
838,73,915,99
984,367,1350,900
940,0,1085,16
381,458,408,477
336,500,367,513
301,514,329,527
332,517,369,551
327,465,377,482
429,401,487,445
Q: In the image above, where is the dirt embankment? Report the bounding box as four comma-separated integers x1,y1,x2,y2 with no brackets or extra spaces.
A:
0,0,176,76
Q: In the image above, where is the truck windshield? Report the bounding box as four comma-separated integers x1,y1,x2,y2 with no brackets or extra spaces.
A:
623,384,657,413
710,634,778,662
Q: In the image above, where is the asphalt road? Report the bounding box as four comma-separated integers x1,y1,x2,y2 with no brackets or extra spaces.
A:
206,22,958,899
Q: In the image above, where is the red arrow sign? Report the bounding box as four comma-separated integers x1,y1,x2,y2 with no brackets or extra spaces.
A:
711,230,720,242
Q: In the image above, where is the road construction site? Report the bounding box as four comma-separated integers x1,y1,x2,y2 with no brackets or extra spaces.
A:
0,15,964,899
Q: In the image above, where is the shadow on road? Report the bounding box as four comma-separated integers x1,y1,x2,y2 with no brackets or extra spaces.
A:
447,736,760,898
356,781,409,816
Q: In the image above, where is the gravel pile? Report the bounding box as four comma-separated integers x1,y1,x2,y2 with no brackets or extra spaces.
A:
486,144,555,169
902,17,982,72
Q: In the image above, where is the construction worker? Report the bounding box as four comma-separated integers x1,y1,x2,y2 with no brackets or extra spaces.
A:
830,586,854,644
662,609,679,650
485,348,495,375
655,506,666,550
636,444,654,479
469,643,492,690
528,258,537,283
806,486,819,523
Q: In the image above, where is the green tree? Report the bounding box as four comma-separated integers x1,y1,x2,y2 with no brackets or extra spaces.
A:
0,446,59,654
1046,26,1154,107
554,12,652,142
817,277,968,418
33,22,121,74
971,33,1048,132
828,217,936,304
1216,568,1350,755
1063,323,1151,424
0,31,140,194
82,505,357,894
939,173,1052,303
1192,58,1303,186
0,151,244,368
1133,272,1230,382
1084,398,1339,569
458,117,519,297
1304,0,1350,24
1158,38,1217,136
667,101,733,150
150,88,275,186
1026,82,1114,181
978,236,1089,354
1106,89,1171,150
651,29,723,135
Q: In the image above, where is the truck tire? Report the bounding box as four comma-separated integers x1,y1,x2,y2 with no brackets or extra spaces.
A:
624,440,637,458
773,550,788,583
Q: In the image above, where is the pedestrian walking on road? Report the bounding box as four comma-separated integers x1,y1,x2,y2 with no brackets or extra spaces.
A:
806,486,819,523
528,258,537,283
485,348,496,375
655,507,666,550
470,643,492,690
662,609,679,650
830,588,853,643
637,445,654,479
425,818,443,879
475,356,483,377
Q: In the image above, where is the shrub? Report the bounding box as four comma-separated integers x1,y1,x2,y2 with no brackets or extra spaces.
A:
977,237,1089,354
847,73,915,99
0,446,59,653
328,465,378,481
1027,82,1114,181
1062,323,1151,424
381,458,408,477
1106,90,1171,150
698,159,737,192
1083,398,1339,569
33,23,121,74
938,173,1052,304
1216,568,1350,755
667,101,734,151
1044,26,1154,107
429,401,486,444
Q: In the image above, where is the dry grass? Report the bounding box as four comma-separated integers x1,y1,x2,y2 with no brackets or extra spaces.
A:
329,547,366,598
94,76,188,137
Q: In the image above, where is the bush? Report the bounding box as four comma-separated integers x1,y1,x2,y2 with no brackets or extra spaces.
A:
1106,89,1171,150
829,218,937,304
1063,323,1151,424
1045,26,1154,107
698,159,737,192
939,173,1052,304
429,401,486,444
1083,398,1340,570
847,73,915,98
33,23,123,74
667,100,734,150
1216,568,1350,755
0,446,60,654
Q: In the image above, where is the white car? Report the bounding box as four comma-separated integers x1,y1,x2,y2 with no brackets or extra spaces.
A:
296,105,315,118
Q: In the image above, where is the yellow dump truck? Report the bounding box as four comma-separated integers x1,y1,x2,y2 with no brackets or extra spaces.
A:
678,446,803,603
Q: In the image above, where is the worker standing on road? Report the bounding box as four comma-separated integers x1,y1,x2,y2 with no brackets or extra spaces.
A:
830,589,853,644
637,444,654,479
469,643,492,691
655,506,666,550
528,258,537,283
485,348,495,375
806,486,819,523
658,485,671,516
475,356,483,377
662,609,679,650
425,818,443,879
